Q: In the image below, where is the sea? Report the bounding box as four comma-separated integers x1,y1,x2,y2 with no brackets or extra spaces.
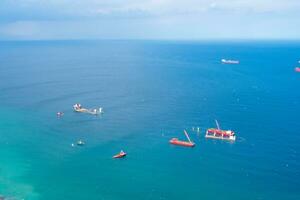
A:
0,40,299,200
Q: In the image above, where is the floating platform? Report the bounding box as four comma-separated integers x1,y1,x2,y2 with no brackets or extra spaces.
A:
205,120,236,141
205,128,236,141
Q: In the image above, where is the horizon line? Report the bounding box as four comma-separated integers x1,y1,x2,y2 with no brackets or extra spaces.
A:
1,38,300,42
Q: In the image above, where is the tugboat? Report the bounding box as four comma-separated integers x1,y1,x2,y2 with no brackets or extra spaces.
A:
205,120,236,141
73,103,103,115
113,150,126,158
169,130,195,147
221,59,239,64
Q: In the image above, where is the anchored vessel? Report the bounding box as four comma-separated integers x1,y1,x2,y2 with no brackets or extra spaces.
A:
206,120,236,141
77,140,85,146
170,130,195,147
221,59,239,64
73,103,103,115
56,112,64,117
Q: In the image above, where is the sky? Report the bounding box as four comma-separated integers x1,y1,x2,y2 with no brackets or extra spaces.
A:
0,0,300,40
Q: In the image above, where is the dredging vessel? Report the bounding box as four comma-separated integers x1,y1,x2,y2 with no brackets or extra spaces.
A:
205,120,236,141
170,130,195,147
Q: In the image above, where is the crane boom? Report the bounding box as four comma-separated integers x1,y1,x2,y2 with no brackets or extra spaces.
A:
184,130,192,143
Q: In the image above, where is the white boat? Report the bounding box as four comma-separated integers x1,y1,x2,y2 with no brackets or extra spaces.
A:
221,59,239,64
73,103,103,115
77,140,85,146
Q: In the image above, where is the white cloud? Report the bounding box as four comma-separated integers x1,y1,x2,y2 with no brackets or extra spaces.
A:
2,0,300,19
0,21,40,38
65,0,300,16
0,0,300,40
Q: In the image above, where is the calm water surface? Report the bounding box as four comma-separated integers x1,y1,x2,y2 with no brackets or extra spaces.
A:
0,40,299,200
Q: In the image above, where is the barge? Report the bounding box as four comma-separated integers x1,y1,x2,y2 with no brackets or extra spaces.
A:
205,120,236,141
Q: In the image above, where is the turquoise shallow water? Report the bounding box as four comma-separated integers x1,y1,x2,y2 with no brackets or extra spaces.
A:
0,40,300,200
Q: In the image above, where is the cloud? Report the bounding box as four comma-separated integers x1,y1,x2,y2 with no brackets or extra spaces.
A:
1,0,300,21
0,0,300,40
0,21,40,39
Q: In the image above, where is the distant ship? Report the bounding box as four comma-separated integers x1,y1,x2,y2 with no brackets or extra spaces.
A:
221,59,239,64
295,67,300,72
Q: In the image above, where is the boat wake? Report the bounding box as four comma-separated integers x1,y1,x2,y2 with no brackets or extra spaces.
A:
236,136,246,143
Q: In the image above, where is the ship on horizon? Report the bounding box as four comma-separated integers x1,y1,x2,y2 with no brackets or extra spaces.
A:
221,59,240,64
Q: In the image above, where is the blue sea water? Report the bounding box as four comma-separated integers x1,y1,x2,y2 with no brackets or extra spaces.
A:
0,40,300,200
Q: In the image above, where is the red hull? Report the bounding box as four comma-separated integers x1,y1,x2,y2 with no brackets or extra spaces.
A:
169,138,195,147
295,67,300,72
113,153,126,158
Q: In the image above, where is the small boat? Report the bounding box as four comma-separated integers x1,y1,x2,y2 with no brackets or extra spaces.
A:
170,130,195,147
73,103,103,115
77,140,85,146
56,112,64,117
221,59,239,64
295,67,300,72
205,120,236,141
113,150,126,158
